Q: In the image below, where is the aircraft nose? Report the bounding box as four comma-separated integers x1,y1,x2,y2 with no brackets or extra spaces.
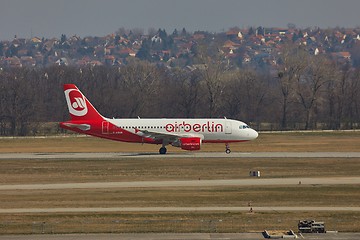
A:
249,129,258,140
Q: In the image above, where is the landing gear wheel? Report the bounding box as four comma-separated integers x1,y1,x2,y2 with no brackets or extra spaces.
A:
225,143,231,154
159,147,167,154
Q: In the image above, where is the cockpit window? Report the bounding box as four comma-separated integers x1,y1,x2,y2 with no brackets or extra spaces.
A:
239,125,250,129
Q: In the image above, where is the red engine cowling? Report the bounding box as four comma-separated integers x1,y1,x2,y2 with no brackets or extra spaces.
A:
175,137,202,151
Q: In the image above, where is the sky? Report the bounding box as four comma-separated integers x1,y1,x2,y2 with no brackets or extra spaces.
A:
1,0,360,40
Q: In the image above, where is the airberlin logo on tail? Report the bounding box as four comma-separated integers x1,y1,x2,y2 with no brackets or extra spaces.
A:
64,89,88,116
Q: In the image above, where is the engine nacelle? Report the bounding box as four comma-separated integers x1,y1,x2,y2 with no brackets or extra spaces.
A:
172,137,202,151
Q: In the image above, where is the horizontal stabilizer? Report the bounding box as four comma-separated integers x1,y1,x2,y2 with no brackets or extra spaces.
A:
60,122,91,131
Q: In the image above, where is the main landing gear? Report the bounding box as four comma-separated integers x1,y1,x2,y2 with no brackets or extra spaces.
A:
159,146,167,154
225,143,231,154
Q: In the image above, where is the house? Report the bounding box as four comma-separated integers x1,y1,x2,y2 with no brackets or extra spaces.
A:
31,37,42,43
226,29,243,40
119,48,136,57
104,55,115,65
332,52,351,60
151,35,162,43
43,38,59,52
90,60,103,66
34,52,44,65
105,45,116,55
330,52,351,64
4,56,22,67
17,49,28,56
55,57,69,66
222,40,241,55
192,33,205,40
20,56,36,67
272,28,288,35
242,53,251,64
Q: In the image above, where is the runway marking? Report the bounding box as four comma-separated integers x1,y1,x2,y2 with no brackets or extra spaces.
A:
0,177,359,190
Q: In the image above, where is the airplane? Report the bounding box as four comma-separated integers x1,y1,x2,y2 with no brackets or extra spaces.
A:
60,84,258,154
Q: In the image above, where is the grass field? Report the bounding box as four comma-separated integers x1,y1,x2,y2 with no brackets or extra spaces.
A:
0,130,359,153
0,131,359,234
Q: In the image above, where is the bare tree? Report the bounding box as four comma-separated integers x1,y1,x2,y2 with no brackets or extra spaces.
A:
343,67,360,128
0,68,39,135
119,59,161,117
195,44,229,117
166,68,201,117
277,44,308,129
222,69,268,125
324,63,349,129
295,55,334,129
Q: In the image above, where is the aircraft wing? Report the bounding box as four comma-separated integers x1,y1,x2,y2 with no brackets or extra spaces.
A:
136,129,204,143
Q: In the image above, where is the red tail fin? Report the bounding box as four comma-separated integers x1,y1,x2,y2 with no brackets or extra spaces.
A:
63,84,104,122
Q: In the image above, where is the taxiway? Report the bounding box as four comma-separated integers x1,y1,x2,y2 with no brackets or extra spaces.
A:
0,151,359,159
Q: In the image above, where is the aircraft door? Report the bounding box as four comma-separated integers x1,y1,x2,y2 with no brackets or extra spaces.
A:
102,121,109,134
225,120,232,134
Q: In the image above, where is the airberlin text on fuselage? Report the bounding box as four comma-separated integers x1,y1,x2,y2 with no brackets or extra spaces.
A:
165,121,223,133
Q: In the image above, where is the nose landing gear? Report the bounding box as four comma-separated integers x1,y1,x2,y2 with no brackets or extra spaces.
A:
225,143,231,154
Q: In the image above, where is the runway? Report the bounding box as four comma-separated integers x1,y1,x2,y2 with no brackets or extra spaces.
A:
0,151,359,159
0,177,359,190
0,206,360,214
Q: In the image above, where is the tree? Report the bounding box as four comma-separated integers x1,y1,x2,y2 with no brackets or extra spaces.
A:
295,55,334,129
169,68,201,117
222,69,268,124
114,35,120,46
349,43,360,67
181,28,188,37
287,23,297,29
158,29,167,41
277,44,308,129
60,34,67,44
332,66,360,129
194,44,229,117
0,42,4,56
172,29,178,37
0,68,41,135
118,60,161,117
136,39,152,61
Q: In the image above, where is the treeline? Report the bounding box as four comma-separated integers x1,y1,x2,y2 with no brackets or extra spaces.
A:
0,44,359,136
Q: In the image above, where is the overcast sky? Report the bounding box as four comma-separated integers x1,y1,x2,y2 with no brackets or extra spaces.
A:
1,0,360,40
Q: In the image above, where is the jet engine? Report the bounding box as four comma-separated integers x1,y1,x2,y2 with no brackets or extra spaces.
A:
172,137,202,151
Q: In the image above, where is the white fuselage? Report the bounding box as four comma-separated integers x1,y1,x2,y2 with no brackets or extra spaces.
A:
106,118,258,142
